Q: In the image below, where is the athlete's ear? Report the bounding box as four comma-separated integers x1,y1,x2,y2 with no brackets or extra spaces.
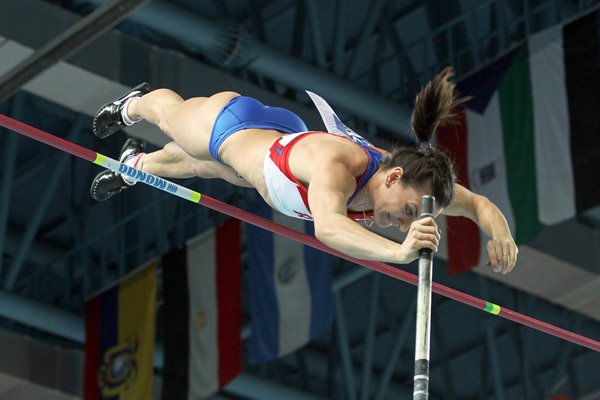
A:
385,167,403,186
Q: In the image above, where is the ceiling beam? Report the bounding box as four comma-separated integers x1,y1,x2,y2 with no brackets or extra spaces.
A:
305,0,328,68
75,0,414,138
0,0,152,102
3,116,86,290
344,0,387,80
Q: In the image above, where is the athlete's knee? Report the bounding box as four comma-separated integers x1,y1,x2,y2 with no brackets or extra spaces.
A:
152,88,184,102
162,142,189,161
139,89,182,132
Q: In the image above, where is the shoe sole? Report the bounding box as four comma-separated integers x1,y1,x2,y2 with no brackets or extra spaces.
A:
90,138,146,201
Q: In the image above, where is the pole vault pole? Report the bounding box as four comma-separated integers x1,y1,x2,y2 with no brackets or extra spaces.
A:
413,196,435,400
1,113,600,353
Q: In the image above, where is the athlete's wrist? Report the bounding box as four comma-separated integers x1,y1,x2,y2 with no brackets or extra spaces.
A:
392,243,411,264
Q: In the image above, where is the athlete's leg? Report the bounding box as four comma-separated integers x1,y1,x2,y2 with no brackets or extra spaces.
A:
125,89,240,161
90,139,253,201
139,142,253,187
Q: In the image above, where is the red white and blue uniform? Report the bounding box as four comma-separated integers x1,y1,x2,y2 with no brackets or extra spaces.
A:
209,94,382,221
264,132,384,221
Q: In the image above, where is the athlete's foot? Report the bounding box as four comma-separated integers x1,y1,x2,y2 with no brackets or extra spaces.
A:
92,82,152,139
90,138,146,201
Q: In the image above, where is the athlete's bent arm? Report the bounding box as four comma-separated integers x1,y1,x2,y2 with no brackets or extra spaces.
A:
307,161,438,264
444,184,518,273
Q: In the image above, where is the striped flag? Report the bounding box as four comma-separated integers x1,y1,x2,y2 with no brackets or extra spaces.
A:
246,200,333,364
161,219,242,398
84,262,157,400
438,9,600,273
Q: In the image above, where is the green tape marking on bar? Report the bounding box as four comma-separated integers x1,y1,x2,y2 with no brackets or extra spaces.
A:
94,153,106,166
190,191,201,203
484,302,501,315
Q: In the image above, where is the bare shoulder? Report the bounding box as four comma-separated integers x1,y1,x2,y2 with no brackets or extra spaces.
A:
296,134,371,177
443,183,477,217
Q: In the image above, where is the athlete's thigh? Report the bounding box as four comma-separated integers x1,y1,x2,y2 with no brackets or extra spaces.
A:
163,91,240,160
190,159,253,188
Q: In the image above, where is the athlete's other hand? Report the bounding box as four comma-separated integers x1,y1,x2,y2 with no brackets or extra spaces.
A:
486,235,518,274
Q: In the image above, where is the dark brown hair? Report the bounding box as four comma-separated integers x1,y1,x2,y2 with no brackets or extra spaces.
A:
380,67,469,208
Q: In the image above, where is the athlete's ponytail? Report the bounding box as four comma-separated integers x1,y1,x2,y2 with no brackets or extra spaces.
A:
380,67,468,208
410,66,468,145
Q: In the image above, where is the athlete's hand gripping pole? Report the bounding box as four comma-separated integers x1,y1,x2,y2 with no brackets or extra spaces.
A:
413,195,435,400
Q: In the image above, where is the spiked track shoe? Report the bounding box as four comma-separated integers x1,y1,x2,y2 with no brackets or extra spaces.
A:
90,138,146,201
92,82,152,139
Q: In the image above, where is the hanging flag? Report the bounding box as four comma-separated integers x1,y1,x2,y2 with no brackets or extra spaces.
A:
246,200,333,364
84,262,157,400
562,11,600,214
161,218,242,399
437,8,600,273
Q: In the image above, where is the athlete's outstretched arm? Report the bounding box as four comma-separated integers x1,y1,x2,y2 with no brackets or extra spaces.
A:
307,160,439,264
444,184,517,273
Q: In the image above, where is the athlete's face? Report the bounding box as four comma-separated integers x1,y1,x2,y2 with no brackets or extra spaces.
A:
372,168,440,231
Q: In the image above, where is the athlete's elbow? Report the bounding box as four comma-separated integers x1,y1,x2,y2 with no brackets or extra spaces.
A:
312,216,343,247
313,219,334,244
313,224,331,244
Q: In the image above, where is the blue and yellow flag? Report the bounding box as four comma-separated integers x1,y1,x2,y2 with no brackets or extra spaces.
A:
84,262,157,400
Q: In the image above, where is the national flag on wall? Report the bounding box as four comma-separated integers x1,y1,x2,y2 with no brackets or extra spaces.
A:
246,200,334,364
84,262,157,400
438,9,600,274
161,219,242,399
